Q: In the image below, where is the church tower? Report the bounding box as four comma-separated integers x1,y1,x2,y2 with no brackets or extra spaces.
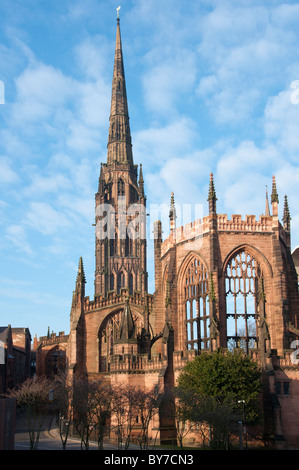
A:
94,17,147,298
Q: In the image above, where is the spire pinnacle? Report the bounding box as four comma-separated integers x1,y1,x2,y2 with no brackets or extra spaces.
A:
207,173,217,214
118,298,136,342
271,176,279,204
76,257,86,284
138,163,145,196
169,192,176,232
107,17,133,166
282,195,291,231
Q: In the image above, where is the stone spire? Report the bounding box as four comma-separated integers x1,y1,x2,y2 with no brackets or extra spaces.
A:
271,175,279,218
271,176,279,204
74,256,86,300
138,163,145,197
208,172,217,214
118,299,136,343
107,17,133,166
94,17,147,298
282,195,291,232
70,257,86,328
76,257,86,285
169,192,176,232
98,163,105,195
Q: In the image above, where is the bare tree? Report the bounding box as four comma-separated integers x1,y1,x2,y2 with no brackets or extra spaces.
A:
72,375,98,450
122,386,140,449
134,385,163,450
8,376,53,450
53,371,73,450
92,380,115,450
164,388,193,449
111,385,129,449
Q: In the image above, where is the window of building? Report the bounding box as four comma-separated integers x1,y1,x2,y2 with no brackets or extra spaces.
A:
129,273,133,295
118,179,125,196
225,250,260,353
276,381,290,396
117,271,125,294
125,233,133,256
184,257,209,350
110,273,115,291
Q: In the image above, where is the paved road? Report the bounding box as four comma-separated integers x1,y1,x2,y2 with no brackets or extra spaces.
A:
14,434,105,450
13,413,123,450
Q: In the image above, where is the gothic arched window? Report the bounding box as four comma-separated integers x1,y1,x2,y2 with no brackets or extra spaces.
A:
118,179,125,196
129,273,133,295
110,273,115,291
125,232,134,256
117,271,125,294
184,257,209,350
110,231,118,256
225,250,260,353
45,346,66,379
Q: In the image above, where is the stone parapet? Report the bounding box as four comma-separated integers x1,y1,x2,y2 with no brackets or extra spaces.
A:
84,290,153,313
37,331,68,347
161,213,276,258
109,352,168,373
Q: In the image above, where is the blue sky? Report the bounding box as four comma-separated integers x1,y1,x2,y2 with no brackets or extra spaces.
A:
1,0,299,340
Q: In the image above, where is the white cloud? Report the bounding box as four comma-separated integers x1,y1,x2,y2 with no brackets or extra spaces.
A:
264,86,299,155
75,35,111,81
142,49,196,116
134,117,198,171
0,157,19,184
216,141,280,181
195,3,299,125
6,224,33,255
11,62,76,125
66,120,100,151
25,202,71,236
23,173,71,197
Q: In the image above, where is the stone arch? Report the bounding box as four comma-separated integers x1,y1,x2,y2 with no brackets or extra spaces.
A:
222,244,273,279
97,307,143,372
222,244,271,353
178,250,210,286
44,345,66,379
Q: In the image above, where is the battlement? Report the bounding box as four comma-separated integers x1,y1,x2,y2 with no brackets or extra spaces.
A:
272,350,299,369
106,349,199,374
84,290,154,313
161,213,276,256
216,213,275,232
37,331,68,347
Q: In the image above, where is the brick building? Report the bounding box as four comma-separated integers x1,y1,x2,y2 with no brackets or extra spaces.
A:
34,330,68,379
0,326,32,394
62,18,299,447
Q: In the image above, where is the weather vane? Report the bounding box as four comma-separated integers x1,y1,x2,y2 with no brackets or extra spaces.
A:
117,6,121,19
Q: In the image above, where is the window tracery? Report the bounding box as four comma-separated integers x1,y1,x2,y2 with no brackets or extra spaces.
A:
184,257,210,350
225,250,261,353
